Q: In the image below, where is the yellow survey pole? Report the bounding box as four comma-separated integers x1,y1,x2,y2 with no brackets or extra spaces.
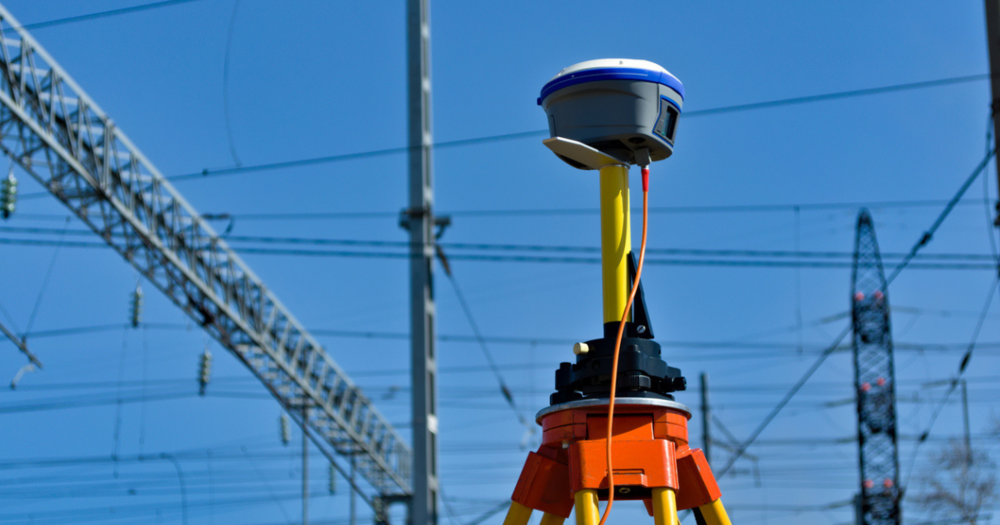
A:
599,164,631,324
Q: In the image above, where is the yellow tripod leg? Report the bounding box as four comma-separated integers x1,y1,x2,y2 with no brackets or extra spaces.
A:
697,499,732,525
502,501,533,525
574,489,600,525
651,488,679,525
539,512,567,525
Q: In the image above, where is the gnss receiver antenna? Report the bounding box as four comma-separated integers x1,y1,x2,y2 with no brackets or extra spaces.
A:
500,59,734,525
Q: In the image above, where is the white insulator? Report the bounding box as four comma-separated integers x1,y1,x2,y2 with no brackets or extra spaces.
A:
199,348,212,393
280,413,291,446
130,285,143,328
1,168,16,219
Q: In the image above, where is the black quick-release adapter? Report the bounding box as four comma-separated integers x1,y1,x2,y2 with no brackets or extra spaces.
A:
549,254,686,405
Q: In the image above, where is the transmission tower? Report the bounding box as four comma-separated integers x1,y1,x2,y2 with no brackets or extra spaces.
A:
851,209,901,525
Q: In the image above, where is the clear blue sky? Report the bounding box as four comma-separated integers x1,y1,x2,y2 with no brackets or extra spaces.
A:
0,1,998,524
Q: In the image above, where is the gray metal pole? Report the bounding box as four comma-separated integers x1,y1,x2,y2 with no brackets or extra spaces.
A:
302,405,309,525
406,0,438,523
160,454,188,525
701,372,711,467
962,380,972,466
350,455,357,525
986,0,1000,225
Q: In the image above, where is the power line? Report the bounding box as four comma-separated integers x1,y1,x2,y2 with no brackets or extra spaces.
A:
442,198,997,218
1,237,994,270
167,130,546,181
3,226,997,261
19,321,184,339
161,73,988,182
682,73,989,117
68,197,974,218
17,320,1000,353
886,149,997,282
4,0,203,31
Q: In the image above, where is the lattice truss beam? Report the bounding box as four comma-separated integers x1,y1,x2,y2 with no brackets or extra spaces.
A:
0,5,411,495
851,210,901,525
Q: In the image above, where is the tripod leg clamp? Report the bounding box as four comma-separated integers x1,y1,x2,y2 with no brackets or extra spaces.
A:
511,450,574,518
675,448,722,510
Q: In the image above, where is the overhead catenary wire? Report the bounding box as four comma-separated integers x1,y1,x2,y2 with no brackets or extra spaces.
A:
0,488,337,524
167,130,548,182
14,381,1000,408
0,237,995,270
3,0,204,31
18,312,1000,346
14,320,1000,356
4,225,999,260
17,196,953,217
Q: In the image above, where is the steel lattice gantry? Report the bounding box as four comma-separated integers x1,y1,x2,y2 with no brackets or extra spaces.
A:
851,209,901,525
0,4,411,499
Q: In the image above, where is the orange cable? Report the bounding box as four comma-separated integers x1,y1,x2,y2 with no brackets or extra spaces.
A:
598,166,650,525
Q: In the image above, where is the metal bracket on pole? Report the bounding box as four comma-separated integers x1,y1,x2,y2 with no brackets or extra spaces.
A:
0,319,41,369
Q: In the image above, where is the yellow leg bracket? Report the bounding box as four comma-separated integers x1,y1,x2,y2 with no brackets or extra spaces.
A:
539,512,567,525
651,488,679,525
599,164,632,324
502,501,533,525
697,499,732,525
574,489,600,525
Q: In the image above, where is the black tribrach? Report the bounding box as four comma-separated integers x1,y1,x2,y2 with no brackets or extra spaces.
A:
549,253,686,405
